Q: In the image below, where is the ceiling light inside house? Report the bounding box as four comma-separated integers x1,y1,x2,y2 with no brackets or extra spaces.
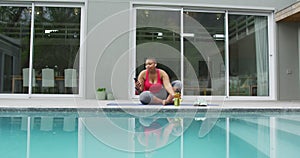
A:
157,32,163,39
45,29,58,34
213,34,225,40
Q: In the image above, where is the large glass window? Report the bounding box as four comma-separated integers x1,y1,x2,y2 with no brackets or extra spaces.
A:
136,9,181,81
135,7,271,98
183,11,226,96
0,6,31,94
228,15,269,96
0,4,81,95
33,6,81,94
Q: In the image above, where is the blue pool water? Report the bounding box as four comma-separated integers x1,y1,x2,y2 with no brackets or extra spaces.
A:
1,111,300,158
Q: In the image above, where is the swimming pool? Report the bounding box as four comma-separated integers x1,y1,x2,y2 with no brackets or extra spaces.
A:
1,106,300,158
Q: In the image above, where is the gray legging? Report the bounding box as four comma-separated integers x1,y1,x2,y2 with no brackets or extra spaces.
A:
139,80,182,105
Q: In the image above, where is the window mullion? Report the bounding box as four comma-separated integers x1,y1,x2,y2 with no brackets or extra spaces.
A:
225,11,229,98
180,8,184,95
28,3,35,97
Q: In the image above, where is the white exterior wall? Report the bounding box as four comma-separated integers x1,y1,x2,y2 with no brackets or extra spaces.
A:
277,23,300,100
85,0,297,99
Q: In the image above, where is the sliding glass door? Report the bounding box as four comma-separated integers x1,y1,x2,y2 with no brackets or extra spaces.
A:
135,9,227,97
0,5,31,94
228,15,269,96
135,9,181,81
32,6,81,94
183,11,226,96
135,6,271,98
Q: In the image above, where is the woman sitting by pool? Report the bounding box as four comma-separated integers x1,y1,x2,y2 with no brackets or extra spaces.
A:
134,57,181,105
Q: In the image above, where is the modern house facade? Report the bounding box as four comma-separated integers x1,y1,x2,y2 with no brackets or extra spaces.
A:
0,0,299,101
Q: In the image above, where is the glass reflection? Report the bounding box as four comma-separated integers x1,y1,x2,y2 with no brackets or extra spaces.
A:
0,6,31,93
229,15,269,96
2,6,81,95
136,9,181,82
33,7,81,94
183,11,226,96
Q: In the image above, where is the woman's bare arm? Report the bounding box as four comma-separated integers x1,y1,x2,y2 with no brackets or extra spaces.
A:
135,70,146,93
160,70,175,97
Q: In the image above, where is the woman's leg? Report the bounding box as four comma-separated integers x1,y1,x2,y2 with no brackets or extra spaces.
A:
139,80,182,105
140,91,164,105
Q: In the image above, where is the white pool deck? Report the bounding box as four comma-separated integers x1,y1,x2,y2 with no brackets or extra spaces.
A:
0,98,300,118
0,98,300,109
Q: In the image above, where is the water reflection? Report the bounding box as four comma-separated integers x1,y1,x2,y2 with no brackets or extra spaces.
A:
2,115,300,158
136,117,183,150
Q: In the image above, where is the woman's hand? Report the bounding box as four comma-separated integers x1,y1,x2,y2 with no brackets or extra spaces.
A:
162,93,175,105
135,79,142,94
